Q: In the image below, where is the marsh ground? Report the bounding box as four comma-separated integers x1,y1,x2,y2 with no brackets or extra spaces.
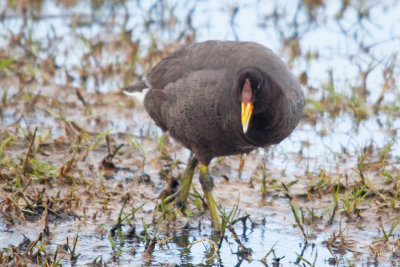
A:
0,0,400,266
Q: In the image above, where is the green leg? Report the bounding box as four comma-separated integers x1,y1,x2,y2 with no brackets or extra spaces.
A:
199,164,221,230
177,156,198,206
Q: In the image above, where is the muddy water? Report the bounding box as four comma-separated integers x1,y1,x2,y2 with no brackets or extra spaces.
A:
1,0,400,266
1,88,397,266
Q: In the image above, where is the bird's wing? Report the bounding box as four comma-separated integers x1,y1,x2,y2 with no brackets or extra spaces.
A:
146,44,191,90
146,40,283,90
146,41,239,90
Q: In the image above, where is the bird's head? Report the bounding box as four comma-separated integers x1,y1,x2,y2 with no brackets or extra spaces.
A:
236,67,266,134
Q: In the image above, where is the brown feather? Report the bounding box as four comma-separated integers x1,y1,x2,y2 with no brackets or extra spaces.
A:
136,40,304,164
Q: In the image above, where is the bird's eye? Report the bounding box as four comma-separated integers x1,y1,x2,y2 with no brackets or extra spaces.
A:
251,80,261,93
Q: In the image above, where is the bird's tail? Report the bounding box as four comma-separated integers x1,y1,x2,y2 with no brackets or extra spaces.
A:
122,80,148,96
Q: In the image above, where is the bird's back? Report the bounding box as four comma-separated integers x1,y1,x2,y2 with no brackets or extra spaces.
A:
144,41,304,164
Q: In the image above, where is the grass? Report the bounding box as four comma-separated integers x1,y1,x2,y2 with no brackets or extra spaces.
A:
0,0,399,266
187,238,220,264
282,182,309,240
65,229,80,261
380,217,400,242
259,241,278,264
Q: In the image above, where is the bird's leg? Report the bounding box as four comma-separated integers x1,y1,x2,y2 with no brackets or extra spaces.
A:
177,156,198,206
199,164,221,230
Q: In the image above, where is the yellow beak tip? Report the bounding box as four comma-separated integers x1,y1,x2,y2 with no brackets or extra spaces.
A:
242,124,248,134
241,101,253,134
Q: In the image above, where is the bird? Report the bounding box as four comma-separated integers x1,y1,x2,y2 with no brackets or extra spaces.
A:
124,40,304,229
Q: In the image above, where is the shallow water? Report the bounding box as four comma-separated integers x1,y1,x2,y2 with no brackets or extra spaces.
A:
1,0,400,266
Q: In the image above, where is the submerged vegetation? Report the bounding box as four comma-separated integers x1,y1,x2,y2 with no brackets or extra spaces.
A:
0,0,400,266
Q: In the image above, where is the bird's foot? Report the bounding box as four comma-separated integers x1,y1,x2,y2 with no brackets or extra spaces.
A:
156,189,196,219
199,164,221,230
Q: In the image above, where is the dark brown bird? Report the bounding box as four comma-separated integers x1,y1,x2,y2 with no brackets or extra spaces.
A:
124,40,304,229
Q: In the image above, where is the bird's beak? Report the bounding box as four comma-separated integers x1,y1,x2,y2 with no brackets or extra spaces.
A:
241,100,253,133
